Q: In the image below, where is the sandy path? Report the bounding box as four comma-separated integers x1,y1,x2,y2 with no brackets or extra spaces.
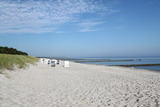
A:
0,62,160,107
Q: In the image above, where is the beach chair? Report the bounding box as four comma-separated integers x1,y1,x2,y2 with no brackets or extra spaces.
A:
64,61,69,67
50,60,56,67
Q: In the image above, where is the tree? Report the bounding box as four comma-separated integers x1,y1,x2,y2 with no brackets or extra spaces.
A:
0,46,28,55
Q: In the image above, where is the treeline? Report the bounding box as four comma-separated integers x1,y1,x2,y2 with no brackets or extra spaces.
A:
0,46,28,55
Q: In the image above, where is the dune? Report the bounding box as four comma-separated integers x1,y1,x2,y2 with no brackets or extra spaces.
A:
0,61,160,107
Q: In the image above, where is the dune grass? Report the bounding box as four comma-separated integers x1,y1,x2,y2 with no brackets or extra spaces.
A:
0,54,39,73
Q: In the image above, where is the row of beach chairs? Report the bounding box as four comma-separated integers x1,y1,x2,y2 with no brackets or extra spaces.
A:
40,58,69,67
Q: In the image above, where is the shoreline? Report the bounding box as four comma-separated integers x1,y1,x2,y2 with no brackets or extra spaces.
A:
73,61,160,72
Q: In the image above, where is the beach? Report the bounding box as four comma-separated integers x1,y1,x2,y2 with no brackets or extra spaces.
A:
0,61,160,107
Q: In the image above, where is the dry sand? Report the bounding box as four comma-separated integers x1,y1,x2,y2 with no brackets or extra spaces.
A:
0,61,160,107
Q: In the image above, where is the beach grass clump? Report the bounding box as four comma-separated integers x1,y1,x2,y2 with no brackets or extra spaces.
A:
0,69,3,74
0,54,39,71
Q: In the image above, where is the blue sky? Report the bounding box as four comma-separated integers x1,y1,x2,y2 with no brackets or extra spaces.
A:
0,0,160,57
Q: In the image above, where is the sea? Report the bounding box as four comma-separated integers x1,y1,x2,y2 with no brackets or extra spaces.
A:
65,56,160,71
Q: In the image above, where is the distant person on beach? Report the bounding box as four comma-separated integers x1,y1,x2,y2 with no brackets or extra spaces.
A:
57,60,60,64
48,60,50,67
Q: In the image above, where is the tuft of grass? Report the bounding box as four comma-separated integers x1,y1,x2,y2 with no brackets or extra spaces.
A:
0,54,39,71
0,69,3,74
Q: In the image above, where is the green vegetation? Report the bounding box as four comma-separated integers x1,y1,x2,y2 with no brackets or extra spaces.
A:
0,46,28,55
0,54,39,73
0,70,3,74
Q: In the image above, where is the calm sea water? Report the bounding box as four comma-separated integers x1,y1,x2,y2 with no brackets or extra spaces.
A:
70,57,160,71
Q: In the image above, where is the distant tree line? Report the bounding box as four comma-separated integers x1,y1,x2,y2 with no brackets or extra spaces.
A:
0,46,28,55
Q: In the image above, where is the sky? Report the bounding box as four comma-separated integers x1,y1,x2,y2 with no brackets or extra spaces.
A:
0,0,160,57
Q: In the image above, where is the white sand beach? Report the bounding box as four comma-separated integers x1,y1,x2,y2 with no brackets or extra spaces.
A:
0,61,160,107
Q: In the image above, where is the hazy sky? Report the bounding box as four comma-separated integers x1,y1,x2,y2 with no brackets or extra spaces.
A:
0,0,160,57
